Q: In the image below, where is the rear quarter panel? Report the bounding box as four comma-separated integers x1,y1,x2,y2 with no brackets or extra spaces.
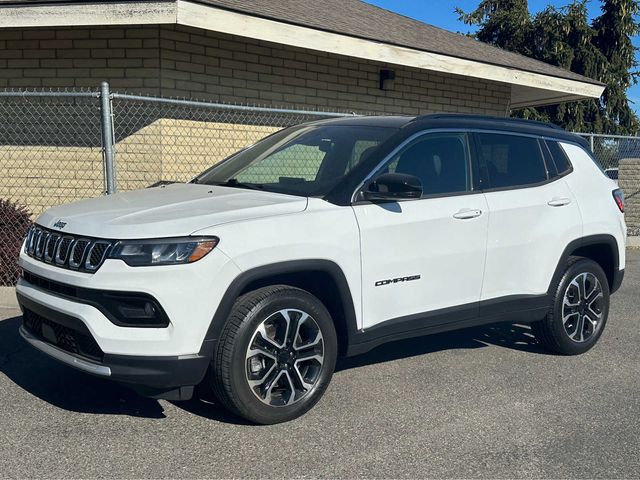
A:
561,142,626,271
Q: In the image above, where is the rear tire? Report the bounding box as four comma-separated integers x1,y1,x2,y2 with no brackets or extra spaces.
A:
210,285,337,424
532,257,609,355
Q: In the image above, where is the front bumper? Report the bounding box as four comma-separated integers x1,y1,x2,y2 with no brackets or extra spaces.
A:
18,293,210,400
17,247,241,356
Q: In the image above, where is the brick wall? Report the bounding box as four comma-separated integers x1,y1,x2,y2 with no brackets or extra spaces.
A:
0,145,104,216
0,24,512,115
0,24,512,215
117,119,278,193
158,26,511,116
619,158,640,229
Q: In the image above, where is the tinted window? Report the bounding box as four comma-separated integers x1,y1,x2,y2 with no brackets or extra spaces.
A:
385,132,471,196
347,140,381,172
541,142,559,178
546,140,572,174
236,143,326,183
477,133,547,189
196,125,396,197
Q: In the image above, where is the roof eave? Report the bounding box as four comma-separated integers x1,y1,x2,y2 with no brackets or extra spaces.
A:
0,1,177,27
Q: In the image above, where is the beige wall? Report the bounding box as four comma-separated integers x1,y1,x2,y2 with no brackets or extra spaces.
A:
117,119,278,193
0,145,104,216
619,158,640,229
0,24,512,115
0,24,512,216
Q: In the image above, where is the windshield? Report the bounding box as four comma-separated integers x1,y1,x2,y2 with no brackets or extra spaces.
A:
195,124,397,197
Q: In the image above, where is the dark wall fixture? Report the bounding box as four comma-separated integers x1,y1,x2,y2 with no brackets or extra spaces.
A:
379,69,396,91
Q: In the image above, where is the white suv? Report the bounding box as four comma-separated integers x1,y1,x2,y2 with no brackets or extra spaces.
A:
17,114,626,424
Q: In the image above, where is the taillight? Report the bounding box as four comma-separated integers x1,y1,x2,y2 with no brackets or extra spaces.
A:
613,189,625,213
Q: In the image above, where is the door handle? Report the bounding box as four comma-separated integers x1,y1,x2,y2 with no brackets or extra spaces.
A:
548,197,572,207
453,208,483,220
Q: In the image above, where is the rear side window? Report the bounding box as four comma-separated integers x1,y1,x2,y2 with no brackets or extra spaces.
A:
546,140,572,175
477,133,548,189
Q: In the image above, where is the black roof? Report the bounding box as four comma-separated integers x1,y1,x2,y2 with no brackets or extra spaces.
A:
311,115,414,127
418,113,563,130
312,113,586,146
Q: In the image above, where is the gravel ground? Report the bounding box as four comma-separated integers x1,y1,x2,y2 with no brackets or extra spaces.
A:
0,251,639,479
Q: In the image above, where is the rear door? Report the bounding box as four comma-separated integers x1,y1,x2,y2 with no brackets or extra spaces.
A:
476,132,582,302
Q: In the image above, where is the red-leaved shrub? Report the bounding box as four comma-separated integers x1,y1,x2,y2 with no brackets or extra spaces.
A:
0,199,32,286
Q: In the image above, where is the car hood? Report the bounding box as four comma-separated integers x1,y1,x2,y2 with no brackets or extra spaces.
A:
36,184,308,239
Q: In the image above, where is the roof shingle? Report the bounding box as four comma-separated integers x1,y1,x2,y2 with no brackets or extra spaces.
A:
197,0,602,86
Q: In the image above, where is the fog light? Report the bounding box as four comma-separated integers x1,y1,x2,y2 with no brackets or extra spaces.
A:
95,293,170,327
117,301,157,319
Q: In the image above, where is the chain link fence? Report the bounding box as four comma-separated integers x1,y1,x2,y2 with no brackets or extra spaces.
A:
110,93,351,192
579,133,640,235
1,83,640,285
578,133,640,174
0,84,352,285
0,91,105,285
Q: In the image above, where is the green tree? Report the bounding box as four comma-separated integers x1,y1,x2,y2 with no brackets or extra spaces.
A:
523,2,607,132
457,0,639,134
456,0,532,54
593,0,639,133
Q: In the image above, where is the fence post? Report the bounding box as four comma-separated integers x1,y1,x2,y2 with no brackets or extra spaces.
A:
100,81,117,194
590,134,594,152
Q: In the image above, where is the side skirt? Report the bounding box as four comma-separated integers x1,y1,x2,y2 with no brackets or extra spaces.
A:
346,294,550,357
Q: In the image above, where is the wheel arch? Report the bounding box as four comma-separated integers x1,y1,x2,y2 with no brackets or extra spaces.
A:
550,234,622,294
199,260,358,357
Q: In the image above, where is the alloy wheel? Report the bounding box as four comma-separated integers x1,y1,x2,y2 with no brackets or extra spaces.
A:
245,309,324,406
562,272,605,343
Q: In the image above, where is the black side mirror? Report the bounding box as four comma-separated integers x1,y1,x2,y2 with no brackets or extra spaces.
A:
362,173,423,201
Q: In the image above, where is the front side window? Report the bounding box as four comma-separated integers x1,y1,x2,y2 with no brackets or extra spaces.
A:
383,132,471,196
196,125,397,197
477,133,548,189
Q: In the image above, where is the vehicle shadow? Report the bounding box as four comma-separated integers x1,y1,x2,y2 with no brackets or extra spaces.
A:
0,313,547,422
336,321,547,371
0,314,166,419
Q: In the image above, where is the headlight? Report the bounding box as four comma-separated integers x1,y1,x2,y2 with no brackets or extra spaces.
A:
109,237,219,266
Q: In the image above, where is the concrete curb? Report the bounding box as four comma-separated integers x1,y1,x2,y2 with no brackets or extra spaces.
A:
0,287,18,309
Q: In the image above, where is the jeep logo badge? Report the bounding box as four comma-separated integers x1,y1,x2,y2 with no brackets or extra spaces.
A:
53,220,67,229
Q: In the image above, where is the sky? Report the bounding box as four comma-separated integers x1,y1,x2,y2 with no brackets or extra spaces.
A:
365,0,640,112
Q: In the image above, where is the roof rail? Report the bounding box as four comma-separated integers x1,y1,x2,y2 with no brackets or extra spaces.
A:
415,113,564,131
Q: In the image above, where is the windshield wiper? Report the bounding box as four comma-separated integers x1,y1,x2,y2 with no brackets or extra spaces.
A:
214,178,266,191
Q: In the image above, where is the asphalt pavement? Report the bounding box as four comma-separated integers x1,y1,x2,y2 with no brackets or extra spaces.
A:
1,251,639,478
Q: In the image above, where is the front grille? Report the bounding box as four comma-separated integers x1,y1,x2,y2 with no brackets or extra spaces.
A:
22,308,104,361
24,225,114,273
70,239,91,267
55,237,73,265
22,270,77,297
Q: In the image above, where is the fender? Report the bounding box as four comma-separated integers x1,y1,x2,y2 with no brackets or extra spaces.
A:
198,259,359,357
548,234,622,295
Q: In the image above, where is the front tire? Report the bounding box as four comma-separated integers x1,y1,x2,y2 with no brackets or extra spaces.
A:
532,257,610,355
211,285,337,424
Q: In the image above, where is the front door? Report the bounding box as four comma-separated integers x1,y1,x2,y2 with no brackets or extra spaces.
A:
353,131,489,329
